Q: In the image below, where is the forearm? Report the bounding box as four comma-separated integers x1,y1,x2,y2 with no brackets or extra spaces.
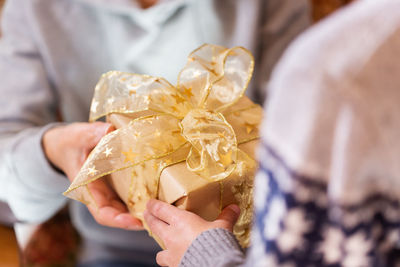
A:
180,228,246,267
0,124,69,223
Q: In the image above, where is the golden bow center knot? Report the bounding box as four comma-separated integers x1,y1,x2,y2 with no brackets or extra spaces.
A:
180,108,238,181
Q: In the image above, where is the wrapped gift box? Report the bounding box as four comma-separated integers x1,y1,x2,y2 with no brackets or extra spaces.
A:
64,44,263,248
107,112,259,247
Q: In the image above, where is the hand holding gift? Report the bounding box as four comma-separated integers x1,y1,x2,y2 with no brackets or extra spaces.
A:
64,44,263,247
43,122,113,181
43,122,143,230
144,199,241,267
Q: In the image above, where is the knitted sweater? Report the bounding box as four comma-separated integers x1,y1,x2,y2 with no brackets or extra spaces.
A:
180,0,400,266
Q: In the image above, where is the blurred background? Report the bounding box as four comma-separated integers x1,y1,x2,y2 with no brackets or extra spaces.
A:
0,2,20,266
311,0,354,21
0,0,354,266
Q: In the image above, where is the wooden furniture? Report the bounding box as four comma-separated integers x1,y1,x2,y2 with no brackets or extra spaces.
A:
0,226,19,267
311,0,355,21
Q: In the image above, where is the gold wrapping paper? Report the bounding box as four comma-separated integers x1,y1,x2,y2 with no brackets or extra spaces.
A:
108,110,258,247
64,44,263,247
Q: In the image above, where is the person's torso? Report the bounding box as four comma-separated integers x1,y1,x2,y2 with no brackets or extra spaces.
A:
27,0,263,122
22,0,264,260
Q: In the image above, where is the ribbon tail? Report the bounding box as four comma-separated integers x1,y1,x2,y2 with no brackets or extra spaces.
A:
230,149,257,248
64,114,187,217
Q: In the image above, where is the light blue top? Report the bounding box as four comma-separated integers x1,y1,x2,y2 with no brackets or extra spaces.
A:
0,0,310,264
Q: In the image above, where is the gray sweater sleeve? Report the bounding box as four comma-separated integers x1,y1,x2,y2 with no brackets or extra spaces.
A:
179,228,245,267
0,0,69,223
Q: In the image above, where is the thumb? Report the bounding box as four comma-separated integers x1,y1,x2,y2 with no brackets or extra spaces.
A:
78,122,114,172
216,204,240,231
88,122,114,147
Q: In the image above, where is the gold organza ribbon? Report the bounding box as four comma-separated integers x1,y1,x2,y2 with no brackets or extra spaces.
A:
64,44,262,246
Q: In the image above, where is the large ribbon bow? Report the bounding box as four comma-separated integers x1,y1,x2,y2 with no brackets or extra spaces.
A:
64,44,262,222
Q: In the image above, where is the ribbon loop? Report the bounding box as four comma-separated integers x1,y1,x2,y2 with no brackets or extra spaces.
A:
177,45,254,111
90,72,190,122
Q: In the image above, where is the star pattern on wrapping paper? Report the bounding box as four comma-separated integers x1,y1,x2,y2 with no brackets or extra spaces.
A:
218,150,233,166
171,130,181,136
164,158,173,165
160,95,167,102
198,60,218,76
87,166,98,176
139,162,146,169
217,131,226,139
128,199,135,207
244,122,257,134
182,86,194,99
145,185,153,196
133,131,141,139
171,106,179,113
173,94,185,105
143,95,151,104
207,67,218,76
103,146,113,157
227,50,238,57
194,116,210,124
153,162,160,171
122,148,138,163
145,118,154,125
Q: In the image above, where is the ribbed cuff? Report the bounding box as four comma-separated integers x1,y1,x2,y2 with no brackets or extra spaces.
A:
179,228,244,267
